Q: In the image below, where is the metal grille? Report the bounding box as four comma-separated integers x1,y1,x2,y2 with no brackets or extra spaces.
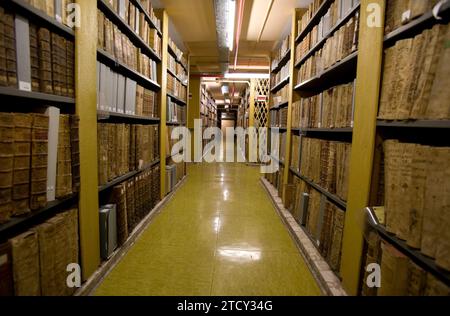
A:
254,78,269,128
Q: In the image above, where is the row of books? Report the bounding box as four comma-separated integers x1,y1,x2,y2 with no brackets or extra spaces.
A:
383,139,450,272
291,177,346,273
298,138,351,201
361,231,450,296
168,37,187,69
379,24,450,120
385,0,439,35
271,61,290,88
292,82,354,129
165,162,184,194
0,112,79,224
101,164,160,258
297,0,326,36
97,62,159,118
270,85,290,108
265,165,285,199
0,208,79,296
271,35,290,72
295,0,358,63
167,97,186,124
97,123,159,186
270,107,288,128
102,0,162,57
0,7,75,97
98,9,160,80
168,54,187,83
167,72,187,102
137,0,162,31
23,0,73,27
297,13,359,84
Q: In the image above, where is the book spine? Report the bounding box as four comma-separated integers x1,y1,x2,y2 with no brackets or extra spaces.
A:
70,115,80,193
0,113,14,223
38,27,53,94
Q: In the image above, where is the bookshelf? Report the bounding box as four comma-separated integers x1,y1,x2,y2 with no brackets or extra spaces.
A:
0,86,75,104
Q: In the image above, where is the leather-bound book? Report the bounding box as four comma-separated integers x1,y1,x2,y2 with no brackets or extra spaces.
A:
378,242,409,296
384,139,400,234
0,6,7,86
70,115,80,193
30,114,48,210
4,9,17,88
126,178,135,233
111,183,128,246
329,207,345,273
56,115,72,198
29,23,40,91
38,27,53,94
435,147,450,271
0,113,14,223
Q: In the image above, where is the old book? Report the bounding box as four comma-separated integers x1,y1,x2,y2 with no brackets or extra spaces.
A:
426,24,450,120
319,201,335,259
378,46,395,119
407,145,429,248
30,114,49,210
395,38,414,120
45,0,55,17
435,147,450,271
407,261,427,296
0,242,14,296
378,242,409,296
129,124,136,171
126,178,135,233
29,23,40,91
306,189,321,240
4,9,17,88
65,39,74,98
97,123,108,186
384,139,400,234
10,230,40,296
0,113,14,223
111,184,128,246
411,25,446,119
0,7,7,86
328,207,345,272
51,33,61,95
12,113,32,215
70,115,80,193
56,115,73,198
396,142,415,240
38,27,53,94
422,147,448,258
361,231,381,296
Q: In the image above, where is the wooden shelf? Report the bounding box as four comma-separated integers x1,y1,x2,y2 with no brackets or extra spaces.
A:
384,2,450,45
97,49,161,91
97,111,160,124
377,120,450,129
130,0,162,36
0,194,78,240
167,93,187,105
295,3,360,68
269,101,289,111
290,168,347,209
271,49,291,74
369,221,450,287
166,121,185,126
98,0,161,63
271,77,290,93
98,159,161,192
294,51,358,91
5,0,75,37
295,0,333,43
0,86,75,104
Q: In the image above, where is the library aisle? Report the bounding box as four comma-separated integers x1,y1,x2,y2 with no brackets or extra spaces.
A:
94,163,321,296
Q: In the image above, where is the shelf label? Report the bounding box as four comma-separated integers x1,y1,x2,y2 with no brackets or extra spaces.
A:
19,81,32,92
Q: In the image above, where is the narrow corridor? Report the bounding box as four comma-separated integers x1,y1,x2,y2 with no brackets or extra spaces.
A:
94,163,321,296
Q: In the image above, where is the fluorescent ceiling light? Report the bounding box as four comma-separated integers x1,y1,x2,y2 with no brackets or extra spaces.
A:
235,65,270,70
225,73,270,79
227,0,236,51
221,85,229,95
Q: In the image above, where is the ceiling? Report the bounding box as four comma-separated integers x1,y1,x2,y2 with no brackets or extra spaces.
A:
154,0,312,104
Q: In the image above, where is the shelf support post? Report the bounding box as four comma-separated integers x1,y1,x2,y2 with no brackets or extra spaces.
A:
340,0,386,295
75,0,100,280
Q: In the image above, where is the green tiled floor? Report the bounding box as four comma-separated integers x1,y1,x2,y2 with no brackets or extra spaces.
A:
94,163,322,296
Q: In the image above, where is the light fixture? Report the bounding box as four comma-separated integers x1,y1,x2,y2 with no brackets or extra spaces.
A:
225,72,270,79
226,0,236,51
221,85,229,95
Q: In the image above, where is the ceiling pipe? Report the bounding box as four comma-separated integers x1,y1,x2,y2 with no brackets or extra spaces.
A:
257,0,274,43
233,0,245,70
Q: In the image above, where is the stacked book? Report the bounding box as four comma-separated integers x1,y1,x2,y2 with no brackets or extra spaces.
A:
300,137,351,201
20,0,74,28
97,61,159,117
167,72,187,101
139,0,162,31
110,164,160,242
297,13,359,84
379,24,450,120
382,139,450,272
271,34,290,72
97,123,159,186
361,232,450,296
271,61,290,88
0,208,79,296
385,0,439,35
297,0,326,36
270,85,290,108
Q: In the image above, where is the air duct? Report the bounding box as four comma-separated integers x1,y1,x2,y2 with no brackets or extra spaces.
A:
214,0,236,74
